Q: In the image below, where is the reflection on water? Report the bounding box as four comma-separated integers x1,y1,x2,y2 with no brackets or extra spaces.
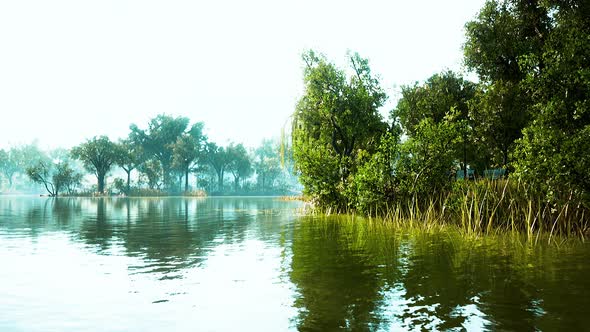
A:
1,197,589,331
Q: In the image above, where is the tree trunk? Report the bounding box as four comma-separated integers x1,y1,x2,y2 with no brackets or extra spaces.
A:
126,170,131,194
217,171,223,192
234,176,239,191
185,167,189,192
98,173,105,193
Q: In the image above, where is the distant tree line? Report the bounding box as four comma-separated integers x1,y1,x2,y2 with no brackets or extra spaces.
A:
0,114,300,196
292,0,590,215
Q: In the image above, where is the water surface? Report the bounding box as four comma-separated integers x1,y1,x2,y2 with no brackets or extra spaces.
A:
0,197,589,331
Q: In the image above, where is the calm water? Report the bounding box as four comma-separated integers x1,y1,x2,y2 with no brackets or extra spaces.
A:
1,197,589,331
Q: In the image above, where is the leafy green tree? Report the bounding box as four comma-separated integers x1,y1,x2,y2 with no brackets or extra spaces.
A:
71,136,118,193
463,0,557,171
52,162,83,195
254,139,281,191
172,122,206,192
464,0,590,202
346,131,400,214
0,149,19,189
394,71,477,176
138,159,163,190
292,51,388,207
26,161,80,196
115,139,142,194
26,161,55,196
395,71,475,134
226,142,252,191
512,1,590,200
129,114,190,189
464,0,549,83
204,142,230,192
0,144,48,190
395,116,461,199
469,80,529,168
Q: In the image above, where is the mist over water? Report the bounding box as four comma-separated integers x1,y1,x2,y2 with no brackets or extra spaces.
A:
1,196,589,331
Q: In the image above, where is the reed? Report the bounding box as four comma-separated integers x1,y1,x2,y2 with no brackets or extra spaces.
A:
308,179,590,241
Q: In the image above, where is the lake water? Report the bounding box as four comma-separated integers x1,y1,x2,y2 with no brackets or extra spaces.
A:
1,196,589,331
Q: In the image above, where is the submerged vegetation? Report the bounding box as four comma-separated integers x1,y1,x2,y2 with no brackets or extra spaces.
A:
291,0,590,236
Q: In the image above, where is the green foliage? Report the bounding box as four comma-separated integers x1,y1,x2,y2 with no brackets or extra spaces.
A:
129,114,190,189
0,144,47,190
112,178,126,194
226,142,252,191
468,80,530,168
395,71,476,135
509,1,590,203
204,142,230,192
26,161,81,196
253,139,282,191
396,116,460,198
115,139,142,194
461,0,590,207
394,70,480,176
292,50,388,208
172,123,206,192
53,162,83,195
71,136,118,193
293,137,344,209
346,132,399,215
0,149,19,188
138,159,163,190
26,161,54,195
464,0,549,83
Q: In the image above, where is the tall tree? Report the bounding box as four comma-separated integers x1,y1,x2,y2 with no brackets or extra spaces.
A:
129,114,190,189
292,51,388,207
465,0,590,201
393,71,477,176
254,139,281,191
138,159,162,190
204,142,230,192
226,142,252,191
0,144,47,190
0,149,18,189
172,122,206,192
512,1,590,198
26,161,56,196
469,81,529,167
463,0,550,169
71,136,118,193
115,139,143,194
26,161,80,196
464,0,550,83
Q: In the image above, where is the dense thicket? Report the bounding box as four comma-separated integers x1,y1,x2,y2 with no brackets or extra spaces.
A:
292,0,590,233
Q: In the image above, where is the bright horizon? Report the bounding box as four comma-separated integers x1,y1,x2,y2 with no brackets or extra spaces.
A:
0,0,486,151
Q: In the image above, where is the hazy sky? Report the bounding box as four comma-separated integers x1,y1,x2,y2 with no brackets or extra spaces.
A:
0,0,486,150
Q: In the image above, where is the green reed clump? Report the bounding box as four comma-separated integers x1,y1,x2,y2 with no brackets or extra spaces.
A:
305,179,589,239
376,179,589,239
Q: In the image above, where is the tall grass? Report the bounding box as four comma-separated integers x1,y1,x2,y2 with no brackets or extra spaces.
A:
448,180,588,239
308,179,590,241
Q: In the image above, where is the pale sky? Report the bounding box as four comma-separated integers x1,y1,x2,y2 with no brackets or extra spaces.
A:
0,0,486,150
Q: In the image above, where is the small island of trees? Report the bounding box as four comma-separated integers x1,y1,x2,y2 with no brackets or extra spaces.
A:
0,114,300,197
